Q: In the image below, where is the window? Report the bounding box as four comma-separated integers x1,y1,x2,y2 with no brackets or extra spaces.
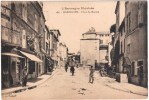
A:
11,3,16,11
127,44,130,54
128,13,131,32
138,2,144,27
131,61,138,76
127,13,131,33
137,61,143,76
22,4,27,22
121,42,122,54
124,39,125,53
131,62,135,76
46,31,48,40
22,30,26,48
138,61,143,66
46,43,48,53
100,40,103,44
35,14,38,31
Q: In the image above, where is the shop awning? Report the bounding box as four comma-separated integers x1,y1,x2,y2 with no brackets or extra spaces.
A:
19,51,43,62
1,53,24,58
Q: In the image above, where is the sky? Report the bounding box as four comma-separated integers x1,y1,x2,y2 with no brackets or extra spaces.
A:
43,1,116,53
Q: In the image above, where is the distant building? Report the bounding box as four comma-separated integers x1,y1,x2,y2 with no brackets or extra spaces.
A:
118,18,126,73
50,29,61,68
58,42,68,67
80,29,100,66
112,1,125,73
41,25,53,74
80,28,112,67
97,32,112,66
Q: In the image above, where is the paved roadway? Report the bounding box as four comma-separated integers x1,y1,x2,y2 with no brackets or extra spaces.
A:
2,67,147,100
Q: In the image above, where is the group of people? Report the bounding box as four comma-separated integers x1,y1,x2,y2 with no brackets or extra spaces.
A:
65,61,75,76
64,60,95,83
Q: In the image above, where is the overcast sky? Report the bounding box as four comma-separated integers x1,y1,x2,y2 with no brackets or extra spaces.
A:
43,1,116,53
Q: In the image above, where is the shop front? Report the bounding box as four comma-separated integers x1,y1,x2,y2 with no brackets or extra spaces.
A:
1,53,24,89
18,51,43,79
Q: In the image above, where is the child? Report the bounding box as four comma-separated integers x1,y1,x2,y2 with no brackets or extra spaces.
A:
89,66,95,83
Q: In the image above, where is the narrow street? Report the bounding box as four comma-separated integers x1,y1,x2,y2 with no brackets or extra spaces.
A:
3,66,147,100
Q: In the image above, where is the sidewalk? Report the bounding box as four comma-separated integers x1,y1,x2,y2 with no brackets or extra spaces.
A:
2,69,58,95
103,77,148,96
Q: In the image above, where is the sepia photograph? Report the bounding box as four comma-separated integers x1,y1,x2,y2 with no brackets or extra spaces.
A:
1,0,148,99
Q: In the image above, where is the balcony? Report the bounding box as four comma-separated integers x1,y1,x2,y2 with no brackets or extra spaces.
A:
1,26,21,46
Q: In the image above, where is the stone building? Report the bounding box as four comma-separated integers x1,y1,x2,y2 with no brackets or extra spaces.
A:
1,1,45,88
58,42,68,67
80,28,112,67
42,25,54,74
124,1,147,87
96,32,112,66
110,1,147,87
80,28,100,66
50,29,61,68
118,18,126,73
111,1,125,72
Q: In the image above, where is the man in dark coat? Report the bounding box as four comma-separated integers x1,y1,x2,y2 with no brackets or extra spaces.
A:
22,68,28,87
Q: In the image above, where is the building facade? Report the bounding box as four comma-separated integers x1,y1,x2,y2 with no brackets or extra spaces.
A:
58,42,68,67
80,29,100,66
124,1,147,87
80,28,111,67
1,1,44,88
110,1,147,87
50,29,61,68
97,32,112,66
42,25,54,74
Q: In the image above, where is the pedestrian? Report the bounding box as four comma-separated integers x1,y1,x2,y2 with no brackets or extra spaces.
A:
95,60,98,70
88,65,95,84
99,64,104,77
70,66,75,76
22,67,28,87
65,62,68,72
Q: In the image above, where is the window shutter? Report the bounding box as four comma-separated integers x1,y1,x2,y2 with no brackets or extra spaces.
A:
138,7,143,27
134,61,138,75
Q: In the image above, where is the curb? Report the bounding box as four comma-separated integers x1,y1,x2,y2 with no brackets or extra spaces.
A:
105,83,148,96
36,70,59,87
2,69,59,95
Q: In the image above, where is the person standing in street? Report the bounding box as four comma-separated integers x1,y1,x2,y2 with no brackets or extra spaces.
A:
69,59,75,76
65,62,68,72
99,64,104,77
22,67,28,87
70,66,75,76
88,65,95,84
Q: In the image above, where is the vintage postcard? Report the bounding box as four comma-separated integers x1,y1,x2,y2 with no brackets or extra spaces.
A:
1,0,148,99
